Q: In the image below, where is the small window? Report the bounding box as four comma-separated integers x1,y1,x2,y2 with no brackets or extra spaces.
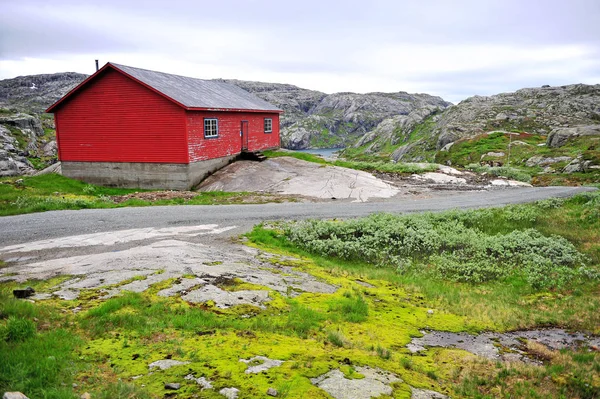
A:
204,118,218,138
264,118,272,133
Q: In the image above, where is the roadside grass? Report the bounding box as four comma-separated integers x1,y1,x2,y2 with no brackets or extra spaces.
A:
263,150,438,174
0,174,286,216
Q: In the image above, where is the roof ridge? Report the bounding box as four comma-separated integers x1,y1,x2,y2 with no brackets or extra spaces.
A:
109,62,216,83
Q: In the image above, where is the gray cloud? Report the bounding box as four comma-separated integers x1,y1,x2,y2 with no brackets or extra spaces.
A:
1,0,598,102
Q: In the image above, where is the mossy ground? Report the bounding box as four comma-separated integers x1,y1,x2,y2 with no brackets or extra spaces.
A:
1,196,599,398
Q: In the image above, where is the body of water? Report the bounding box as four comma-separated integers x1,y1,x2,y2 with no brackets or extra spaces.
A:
295,148,342,158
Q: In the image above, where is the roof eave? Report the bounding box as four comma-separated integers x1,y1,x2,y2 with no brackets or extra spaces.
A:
46,63,112,113
187,107,284,114
46,63,191,113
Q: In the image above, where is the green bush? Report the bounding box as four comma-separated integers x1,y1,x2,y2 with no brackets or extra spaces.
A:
283,211,590,289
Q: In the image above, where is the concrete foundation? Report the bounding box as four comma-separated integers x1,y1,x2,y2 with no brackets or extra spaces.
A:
61,155,237,190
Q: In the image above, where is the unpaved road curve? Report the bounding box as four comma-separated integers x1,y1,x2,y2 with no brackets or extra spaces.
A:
0,186,594,247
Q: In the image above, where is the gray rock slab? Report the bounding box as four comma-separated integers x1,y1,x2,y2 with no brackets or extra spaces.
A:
157,277,206,297
311,366,400,399
240,356,284,374
1,239,336,300
199,157,399,202
411,388,449,399
0,224,236,253
407,329,600,362
148,359,190,370
407,331,500,360
183,285,271,308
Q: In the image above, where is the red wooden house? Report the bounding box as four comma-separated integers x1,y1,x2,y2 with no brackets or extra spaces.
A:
46,62,282,189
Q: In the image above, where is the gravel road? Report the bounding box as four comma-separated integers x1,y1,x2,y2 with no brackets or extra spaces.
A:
0,186,594,247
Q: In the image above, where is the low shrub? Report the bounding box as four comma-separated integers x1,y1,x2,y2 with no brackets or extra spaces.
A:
283,210,591,289
466,164,532,182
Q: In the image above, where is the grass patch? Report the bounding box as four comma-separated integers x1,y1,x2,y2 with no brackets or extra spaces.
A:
0,174,288,216
329,290,368,323
263,150,438,174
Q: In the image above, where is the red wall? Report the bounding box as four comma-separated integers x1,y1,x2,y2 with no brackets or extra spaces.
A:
187,111,280,162
54,68,188,163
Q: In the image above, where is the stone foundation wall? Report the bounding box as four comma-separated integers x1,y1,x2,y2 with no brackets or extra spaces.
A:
61,155,236,190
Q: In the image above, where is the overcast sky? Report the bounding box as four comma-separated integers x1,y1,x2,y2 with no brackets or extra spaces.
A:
1,0,599,103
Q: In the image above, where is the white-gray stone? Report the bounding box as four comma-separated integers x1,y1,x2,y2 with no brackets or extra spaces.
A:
219,387,240,399
411,172,467,185
411,388,449,399
240,356,284,374
3,393,30,399
311,366,400,399
184,374,213,389
148,359,190,370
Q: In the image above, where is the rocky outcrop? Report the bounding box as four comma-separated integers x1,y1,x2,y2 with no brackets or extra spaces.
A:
547,125,600,148
282,92,450,149
432,84,600,150
0,124,35,176
0,113,55,176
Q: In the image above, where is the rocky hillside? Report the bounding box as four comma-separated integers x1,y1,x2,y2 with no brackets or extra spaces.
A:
0,73,86,176
222,79,451,149
351,83,600,163
0,72,86,113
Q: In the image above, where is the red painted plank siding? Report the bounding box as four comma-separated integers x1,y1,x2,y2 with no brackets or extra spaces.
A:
187,111,279,162
54,68,188,163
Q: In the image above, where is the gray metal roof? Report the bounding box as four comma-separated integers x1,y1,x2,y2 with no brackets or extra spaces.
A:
110,63,282,112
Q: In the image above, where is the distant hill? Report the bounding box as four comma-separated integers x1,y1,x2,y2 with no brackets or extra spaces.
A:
348,83,600,163
0,72,87,114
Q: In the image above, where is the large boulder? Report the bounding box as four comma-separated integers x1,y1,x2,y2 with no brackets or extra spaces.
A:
562,156,593,173
0,149,35,176
547,125,600,148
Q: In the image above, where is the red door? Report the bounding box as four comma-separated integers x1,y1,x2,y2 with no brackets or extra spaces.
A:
241,120,249,151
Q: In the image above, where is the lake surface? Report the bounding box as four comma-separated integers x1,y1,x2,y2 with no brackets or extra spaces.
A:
295,148,342,158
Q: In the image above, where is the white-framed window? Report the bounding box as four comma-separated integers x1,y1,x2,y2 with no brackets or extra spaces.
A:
264,118,273,133
204,118,218,138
